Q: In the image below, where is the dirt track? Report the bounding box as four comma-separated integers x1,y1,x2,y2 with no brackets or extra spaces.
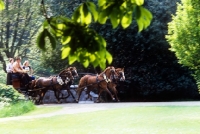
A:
1,101,200,122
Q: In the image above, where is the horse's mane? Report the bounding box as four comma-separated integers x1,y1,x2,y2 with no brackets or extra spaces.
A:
116,68,124,72
67,67,73,70
99,66,115,76
58,69,68,76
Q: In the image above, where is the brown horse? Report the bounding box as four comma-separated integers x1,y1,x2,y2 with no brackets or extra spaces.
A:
58,67,79,102
107,68,125,101
76,66,119,102
32,68,74,104
85,68,125,102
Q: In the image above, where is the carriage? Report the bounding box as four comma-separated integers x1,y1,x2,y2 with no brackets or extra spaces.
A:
12,73,44,103
11,66,125,104
11,67,78,104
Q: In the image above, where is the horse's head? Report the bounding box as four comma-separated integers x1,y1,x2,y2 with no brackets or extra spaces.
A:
65,70,74,80
102,66,119,80
58,69,74,84
116,68,125,81
68,67,79,78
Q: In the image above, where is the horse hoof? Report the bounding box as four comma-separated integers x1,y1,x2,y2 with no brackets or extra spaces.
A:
95,100,100,103
75,100,79,103
57,101,62,104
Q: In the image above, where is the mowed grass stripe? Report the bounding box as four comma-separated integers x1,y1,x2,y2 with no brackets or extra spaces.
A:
1,106,200,134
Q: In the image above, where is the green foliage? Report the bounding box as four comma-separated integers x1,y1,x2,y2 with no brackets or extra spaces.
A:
194,70,200,91
0,101,35,117
0,70,6,84
135,6,152,32
36,28,57,51
0,0,43,73
0,84,25,104
0,83,35,117
39,45,69,74
37,16,112,69
37,0,152,69
166,0,200,90
98,0,152,30
72,2,98,24
0,0,4,10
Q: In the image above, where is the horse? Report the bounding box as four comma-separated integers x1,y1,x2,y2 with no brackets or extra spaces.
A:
57,67,79,102
32,68,74,104
85,68,125,102
76,66,119,103
107,68,125,101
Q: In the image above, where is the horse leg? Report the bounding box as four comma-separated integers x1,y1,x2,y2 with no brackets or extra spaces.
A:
104,87,115,101
39,88,48,104
110,86,120,102
54,89,61,103
68,89,76,101
84,87,92,101
66,84,76,101
86,90,92,100
76,86,84,103
95,89,103,103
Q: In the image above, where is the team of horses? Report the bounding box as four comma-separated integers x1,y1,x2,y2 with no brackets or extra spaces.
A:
16,66,125,104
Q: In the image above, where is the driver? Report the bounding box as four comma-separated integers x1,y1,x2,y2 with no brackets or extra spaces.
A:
12,56,31,88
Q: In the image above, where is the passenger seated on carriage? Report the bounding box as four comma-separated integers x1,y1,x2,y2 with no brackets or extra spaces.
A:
6,58,14,85
12,56,32,88
22,60,35,80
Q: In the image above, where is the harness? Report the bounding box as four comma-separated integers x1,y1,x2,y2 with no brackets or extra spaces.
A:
57,76,64,85
96,75,100,83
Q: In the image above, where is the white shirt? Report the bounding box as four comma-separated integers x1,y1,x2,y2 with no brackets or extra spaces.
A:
6,63,13,73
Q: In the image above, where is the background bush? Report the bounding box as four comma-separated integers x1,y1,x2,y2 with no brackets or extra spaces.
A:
0,70,6,84
0,83,25,104
0,83,35,117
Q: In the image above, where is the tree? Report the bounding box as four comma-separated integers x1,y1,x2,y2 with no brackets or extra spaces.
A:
37,0,153,69
166,0,200,90
0,0,43,73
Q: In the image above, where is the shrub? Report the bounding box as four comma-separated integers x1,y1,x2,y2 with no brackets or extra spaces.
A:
0,70,6,84
0,101,35,117
0,83,25,104
0,83,36,117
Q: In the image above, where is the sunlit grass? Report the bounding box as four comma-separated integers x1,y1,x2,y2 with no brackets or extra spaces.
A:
1,106,200,133
22,106,62,116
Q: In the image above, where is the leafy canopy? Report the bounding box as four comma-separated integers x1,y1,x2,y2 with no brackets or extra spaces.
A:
37,0,152,69
166,0,200,88
0,0,4,10
166,0,200,70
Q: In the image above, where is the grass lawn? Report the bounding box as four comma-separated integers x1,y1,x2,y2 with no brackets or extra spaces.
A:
1,106,200,134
